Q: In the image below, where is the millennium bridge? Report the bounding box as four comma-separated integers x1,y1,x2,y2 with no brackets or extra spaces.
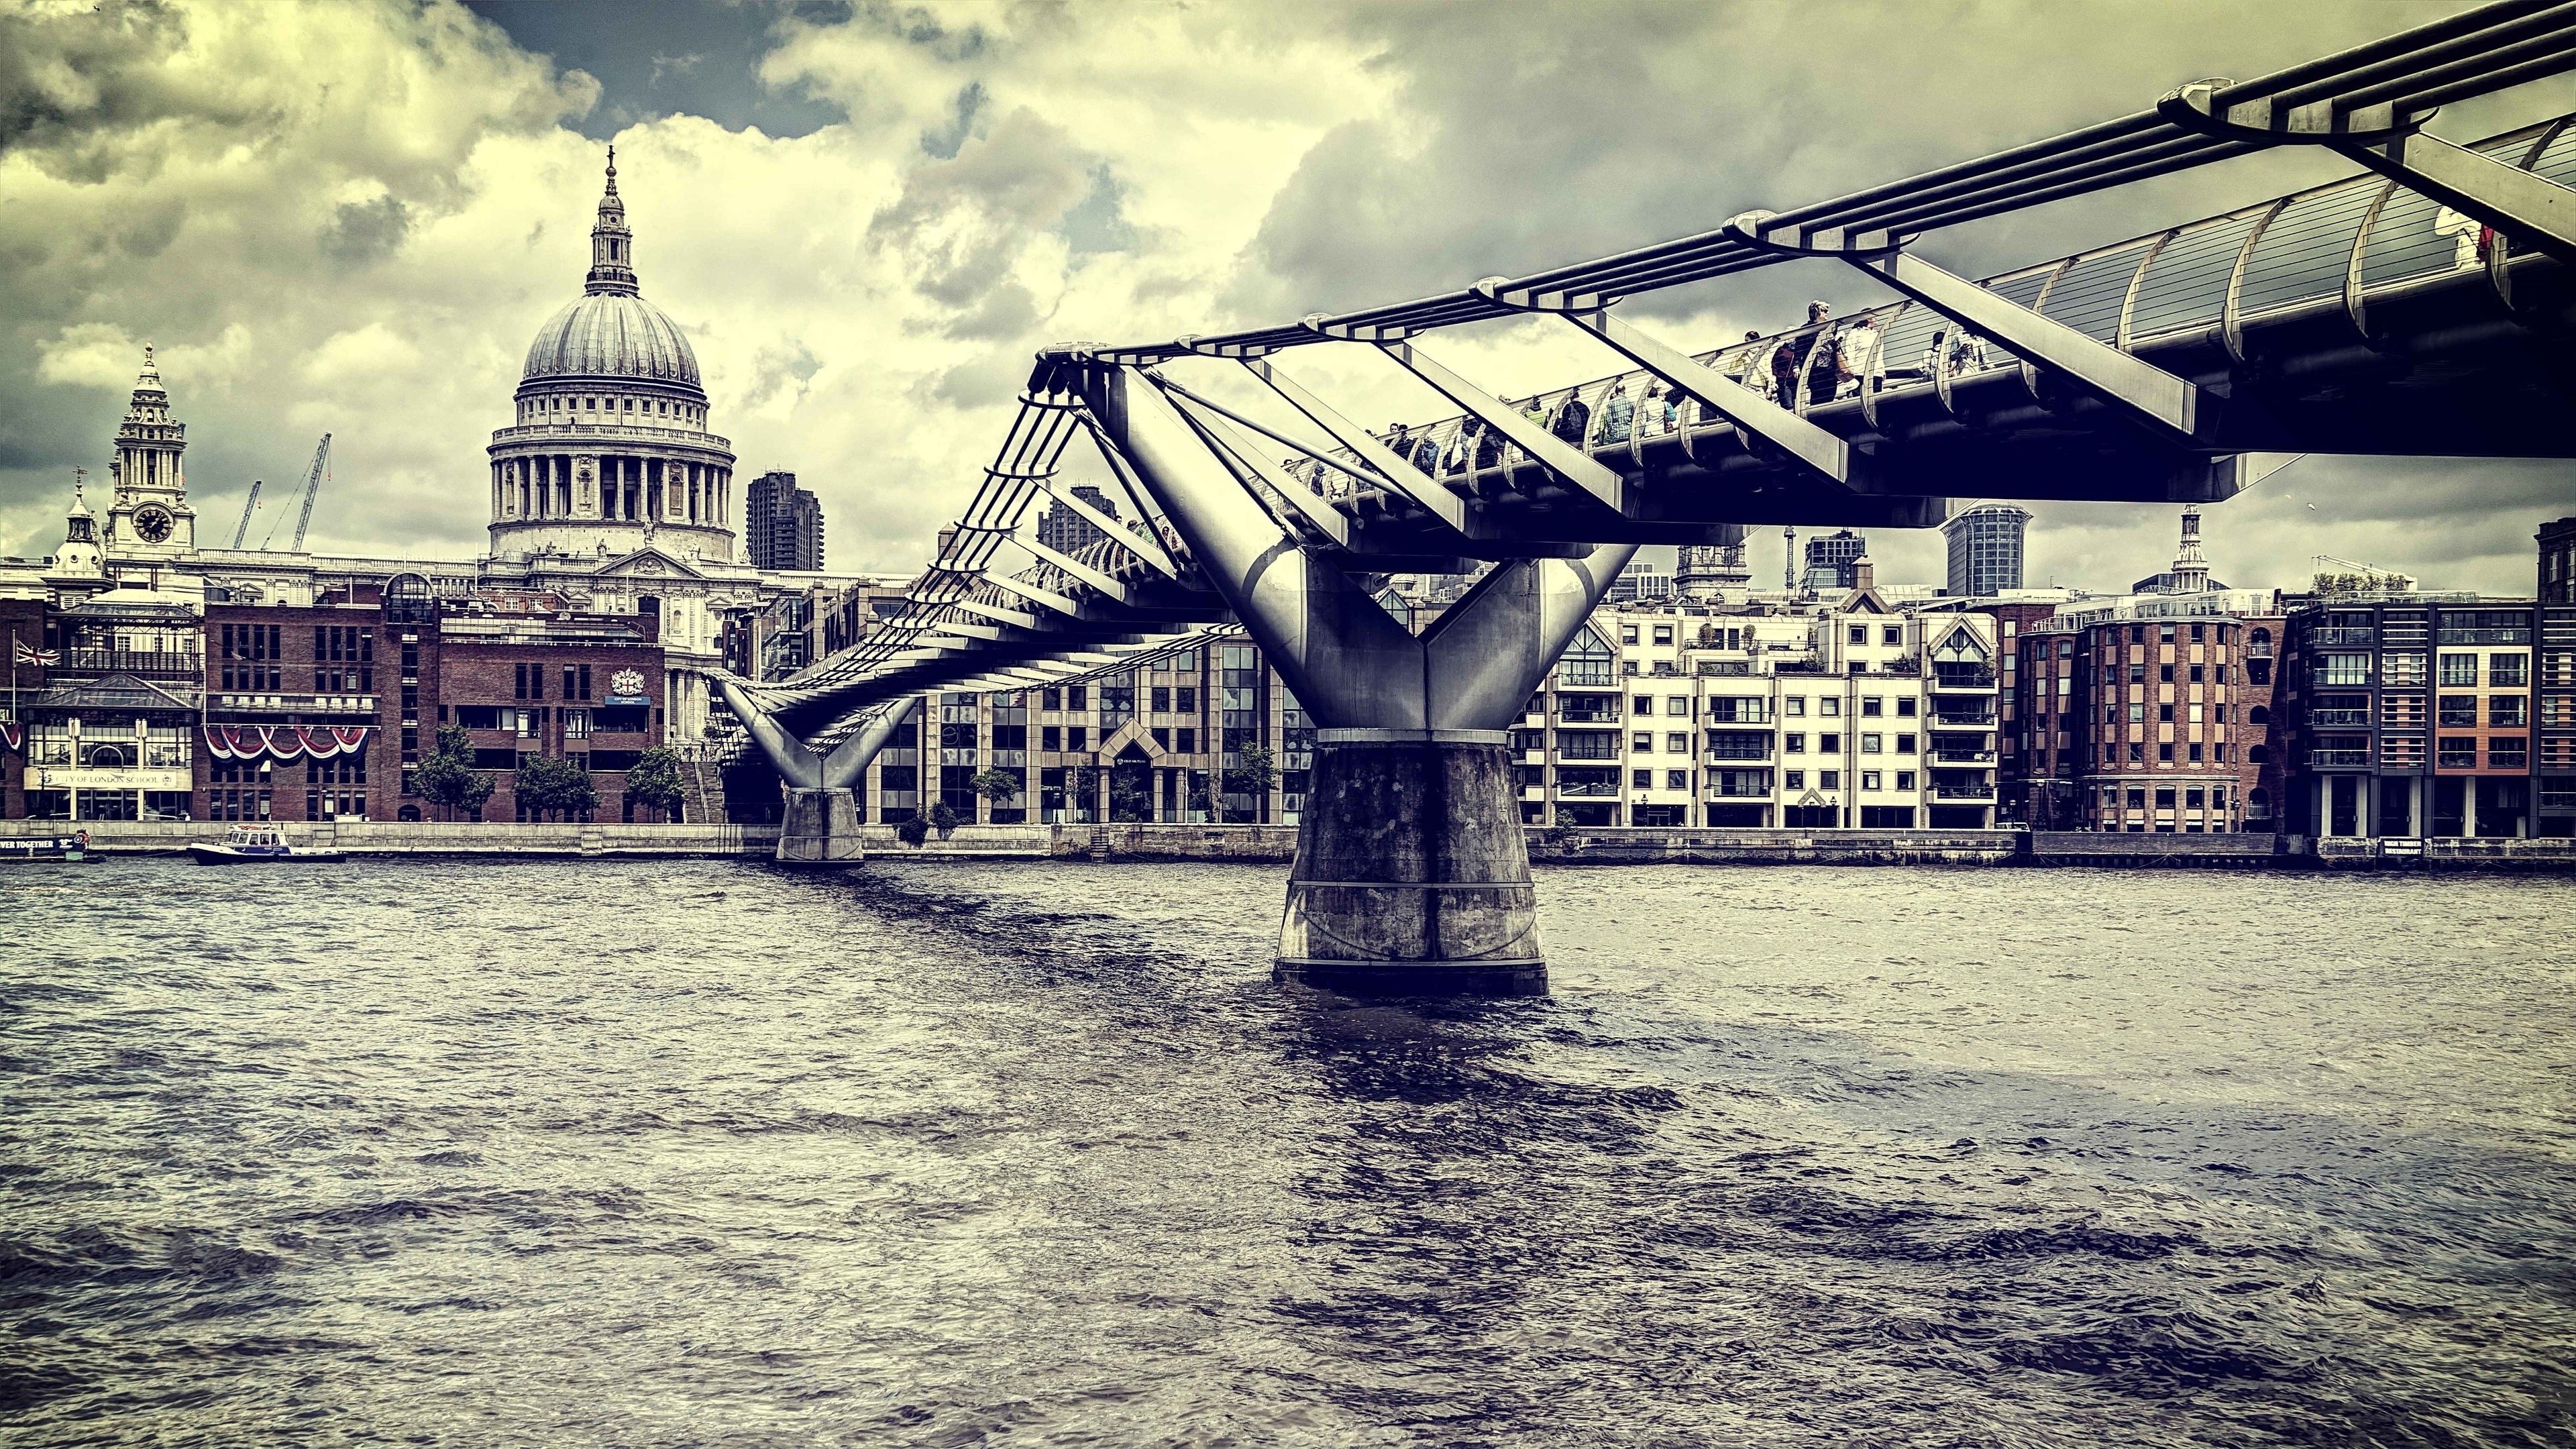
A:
716,0,2576,995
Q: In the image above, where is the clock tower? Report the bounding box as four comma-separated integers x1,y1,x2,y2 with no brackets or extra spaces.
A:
104,345,196,554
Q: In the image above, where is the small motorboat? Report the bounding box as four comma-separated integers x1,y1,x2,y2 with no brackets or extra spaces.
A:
188,823,345,864
0,831,99,863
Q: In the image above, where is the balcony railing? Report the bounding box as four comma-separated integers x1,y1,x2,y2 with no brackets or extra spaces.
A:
2309,708,2370,727
488,422,733,449
1931,665,1996,690
1931,749,1997,763
48,649,203,678
2308,749,2371,767
1555,781,1619,798
1930,711,1996,729
2438,627,2530,645
1934,784,1996,800
209,692,378,714
2312,627,2376,647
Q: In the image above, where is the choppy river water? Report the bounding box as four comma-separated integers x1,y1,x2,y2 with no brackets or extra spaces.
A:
4,859,2573,1446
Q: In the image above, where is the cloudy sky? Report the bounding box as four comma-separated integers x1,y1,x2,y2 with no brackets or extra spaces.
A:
3,0,2569,595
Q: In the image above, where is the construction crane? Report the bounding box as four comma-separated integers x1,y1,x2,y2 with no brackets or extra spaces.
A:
262,434,330,551
229,479,262,549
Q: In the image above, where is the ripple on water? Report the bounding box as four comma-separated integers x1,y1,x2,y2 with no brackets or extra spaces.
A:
1,857,2571,1446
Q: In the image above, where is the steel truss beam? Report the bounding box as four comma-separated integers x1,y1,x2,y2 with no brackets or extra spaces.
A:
1724,210,2202,443
2159,78,2576,264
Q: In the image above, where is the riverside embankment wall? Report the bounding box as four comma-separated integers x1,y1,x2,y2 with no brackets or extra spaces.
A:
8,820,2571,871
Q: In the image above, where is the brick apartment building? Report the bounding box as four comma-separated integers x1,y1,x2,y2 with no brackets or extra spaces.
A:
1,579,668,824
2011,607,2284,832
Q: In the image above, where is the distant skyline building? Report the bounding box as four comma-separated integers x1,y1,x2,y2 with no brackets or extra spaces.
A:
1803,529,1868,592
1941,504,2032,596
2540,517,2576,603
1035,485,1119,556
1606,559,1674,602
2133,506,2231,595
1675,541,1751,600
745,470,824,572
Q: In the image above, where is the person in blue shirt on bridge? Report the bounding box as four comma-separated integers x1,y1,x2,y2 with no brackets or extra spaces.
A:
1593,379,1635,445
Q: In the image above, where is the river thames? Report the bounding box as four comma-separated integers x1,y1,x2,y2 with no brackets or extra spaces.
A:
4,859,2571,1446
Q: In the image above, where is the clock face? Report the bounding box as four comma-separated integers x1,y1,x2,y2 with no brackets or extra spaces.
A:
133,504,175,543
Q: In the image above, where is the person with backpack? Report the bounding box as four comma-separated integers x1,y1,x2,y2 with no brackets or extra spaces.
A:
1548,389,1591,449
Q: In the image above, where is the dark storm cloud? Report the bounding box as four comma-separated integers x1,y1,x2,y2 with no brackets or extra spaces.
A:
323,196,415,268
1229,1,2413,323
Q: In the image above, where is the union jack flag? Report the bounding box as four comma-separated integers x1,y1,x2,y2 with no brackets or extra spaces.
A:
12,640,58,666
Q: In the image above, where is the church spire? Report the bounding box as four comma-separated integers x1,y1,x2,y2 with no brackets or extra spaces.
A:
585,144,638,296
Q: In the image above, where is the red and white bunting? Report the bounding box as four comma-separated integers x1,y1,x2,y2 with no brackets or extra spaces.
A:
202,725,371,761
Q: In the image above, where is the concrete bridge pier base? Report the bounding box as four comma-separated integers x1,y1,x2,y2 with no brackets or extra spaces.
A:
1276,729,1544,996
777,787,862,865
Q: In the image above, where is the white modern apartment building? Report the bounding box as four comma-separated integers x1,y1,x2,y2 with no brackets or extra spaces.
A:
1511,580,2002,829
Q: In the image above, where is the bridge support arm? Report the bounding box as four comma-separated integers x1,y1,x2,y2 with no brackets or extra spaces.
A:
1724,210,2200,443
1358,337,1636,516
2337,131,2576,265
2158,78,2576,266
1473,283,1856,486
714,675,820,791
818,696,919,790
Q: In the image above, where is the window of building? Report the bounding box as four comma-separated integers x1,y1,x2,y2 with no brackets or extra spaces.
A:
2129,742,2145,764
1785,697,1807,717
1666,770,1689,791
566,710,589,739
1631,732,1654,753
1895,733,1915,754
2155,788,2177,808
1665,733,1689,754
2186,788,2206,808
2188,742,2204,762
1819,770,1841,790
1631,769,1654,789
2160,663,2175,683
2129,663,2147,683
2319,654,2371,686
2438,695,2479,727
2438,737,2477,768
1041,724,1062,751
1652,625,1673,646
1150,686,1171,712
1861,697,1882,716
1883,626,1902,646
1785,734,1807,753
1040,688,1062,710
1860,733,1883,754
2492,696,2528,728
1849,625,1866,645
2439,653,2478,687
2159,623,2177,642
1783,770,1804,789
2127,788,2147,808
1633,694,1654,716
2158,703,2175,722
2157,742,2174,762
1067,727,1087,751
2491,737,2529,769
1177,687,1197,712
1895,698,1917,718
1177,728,1197,753
1861,770,1882,791
2491,653,2530,688
2128,702,2145,722
1895,771,1915,790
1819,698,1841,718
1819,733,1841,753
